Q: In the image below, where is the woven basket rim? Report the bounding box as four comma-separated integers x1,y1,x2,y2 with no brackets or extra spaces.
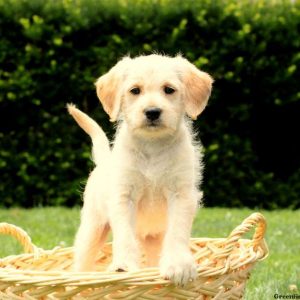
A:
0,213,269,284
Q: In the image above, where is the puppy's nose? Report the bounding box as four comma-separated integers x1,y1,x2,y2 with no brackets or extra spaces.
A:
144,107,162,121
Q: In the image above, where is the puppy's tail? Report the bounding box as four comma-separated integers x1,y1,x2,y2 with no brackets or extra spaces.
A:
67,103,110,165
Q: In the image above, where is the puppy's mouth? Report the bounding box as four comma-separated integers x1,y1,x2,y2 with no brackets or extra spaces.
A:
133,120,175,138
134,119,166,133
146,119,161,128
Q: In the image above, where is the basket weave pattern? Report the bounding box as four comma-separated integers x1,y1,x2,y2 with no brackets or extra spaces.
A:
0,213,268,299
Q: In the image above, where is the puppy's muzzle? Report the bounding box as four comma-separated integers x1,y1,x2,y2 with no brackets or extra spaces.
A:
144,107,162,123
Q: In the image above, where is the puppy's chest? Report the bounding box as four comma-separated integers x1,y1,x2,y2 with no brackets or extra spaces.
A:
129,147,185,203
136,154,174,187
132,154,176,214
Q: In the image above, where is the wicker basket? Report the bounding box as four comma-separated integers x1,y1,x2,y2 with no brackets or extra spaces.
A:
0,213,268,300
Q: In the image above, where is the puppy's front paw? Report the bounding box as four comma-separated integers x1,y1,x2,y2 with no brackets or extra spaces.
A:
160,251,197,286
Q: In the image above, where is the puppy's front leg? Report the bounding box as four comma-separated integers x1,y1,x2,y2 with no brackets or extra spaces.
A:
160,188,198,286
109,189,140,272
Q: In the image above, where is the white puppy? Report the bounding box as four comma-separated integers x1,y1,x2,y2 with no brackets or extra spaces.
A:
68,54,213,286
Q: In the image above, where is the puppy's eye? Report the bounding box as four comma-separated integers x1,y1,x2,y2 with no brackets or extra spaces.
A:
164,86,175,94
130,87,141,95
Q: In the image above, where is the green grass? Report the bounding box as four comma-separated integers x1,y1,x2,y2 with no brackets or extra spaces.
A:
0,207,299,299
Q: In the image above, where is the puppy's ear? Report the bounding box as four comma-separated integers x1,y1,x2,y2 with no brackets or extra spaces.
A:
178,57,213,120
95,57,131,122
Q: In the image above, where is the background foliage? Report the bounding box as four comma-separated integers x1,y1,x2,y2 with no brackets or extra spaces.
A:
0,0,299,208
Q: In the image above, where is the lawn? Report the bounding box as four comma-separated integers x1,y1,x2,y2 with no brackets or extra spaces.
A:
0,207,299,299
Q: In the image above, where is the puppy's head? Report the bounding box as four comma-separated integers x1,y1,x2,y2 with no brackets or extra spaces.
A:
95,54,213,138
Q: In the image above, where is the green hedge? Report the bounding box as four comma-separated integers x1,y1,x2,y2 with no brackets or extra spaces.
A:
0,0,299,208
